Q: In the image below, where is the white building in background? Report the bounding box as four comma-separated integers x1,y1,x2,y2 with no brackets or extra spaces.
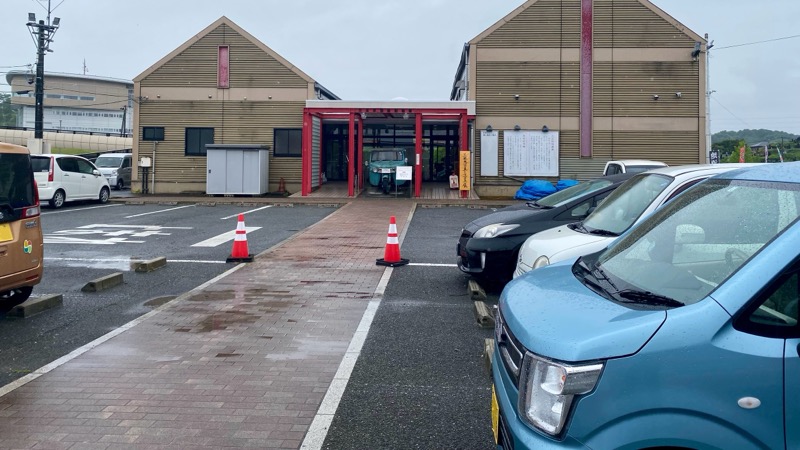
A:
5,70,133,136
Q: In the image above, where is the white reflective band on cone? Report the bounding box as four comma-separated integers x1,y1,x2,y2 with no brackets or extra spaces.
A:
387,236,399,245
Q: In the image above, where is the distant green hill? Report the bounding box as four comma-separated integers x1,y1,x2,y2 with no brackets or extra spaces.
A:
712,129,799,145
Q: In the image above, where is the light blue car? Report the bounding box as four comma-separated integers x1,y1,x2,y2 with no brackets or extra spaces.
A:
493,162,800,449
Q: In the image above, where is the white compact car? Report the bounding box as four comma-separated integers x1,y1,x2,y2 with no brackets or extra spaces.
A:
514,164,759,278
30,154,111,208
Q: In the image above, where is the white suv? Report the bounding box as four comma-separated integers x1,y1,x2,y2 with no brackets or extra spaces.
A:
30,154,111,209
514,164,759,278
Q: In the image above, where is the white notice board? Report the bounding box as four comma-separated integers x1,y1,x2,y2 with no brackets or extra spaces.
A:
480,130,498,176
396,166,413,181
503,130,559,177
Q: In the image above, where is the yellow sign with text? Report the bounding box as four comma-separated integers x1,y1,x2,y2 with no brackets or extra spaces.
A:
459,150,470,191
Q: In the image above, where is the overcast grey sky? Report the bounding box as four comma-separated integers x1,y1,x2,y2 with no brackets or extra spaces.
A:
2,0,799,135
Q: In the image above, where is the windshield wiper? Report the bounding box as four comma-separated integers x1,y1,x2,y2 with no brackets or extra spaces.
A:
568,222,589,233
614,289,684,307
591,264,619,292
584,226,619,237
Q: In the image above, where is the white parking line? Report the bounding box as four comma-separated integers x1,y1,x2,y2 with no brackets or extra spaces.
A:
301,206,417,450
125,204,195,218
190,227,261,247
408,262,458,267
45,257,226,265
41,204,123,215
221,205,273,220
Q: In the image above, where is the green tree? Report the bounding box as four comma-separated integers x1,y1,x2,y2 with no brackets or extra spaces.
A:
724,140,761,163
0,93,17,127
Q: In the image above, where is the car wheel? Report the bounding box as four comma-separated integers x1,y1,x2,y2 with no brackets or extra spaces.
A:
0,286,33,309
116,179,124,190
49,189,65,208
98,187,110,204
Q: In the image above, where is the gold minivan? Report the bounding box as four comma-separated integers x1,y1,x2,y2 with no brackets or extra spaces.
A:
0,142,43,308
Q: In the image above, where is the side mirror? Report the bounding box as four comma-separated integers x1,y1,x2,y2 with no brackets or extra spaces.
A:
93,169,101,176
676,224,705,245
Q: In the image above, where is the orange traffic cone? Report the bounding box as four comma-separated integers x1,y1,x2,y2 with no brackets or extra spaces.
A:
376,216,409,267
226,214,254,263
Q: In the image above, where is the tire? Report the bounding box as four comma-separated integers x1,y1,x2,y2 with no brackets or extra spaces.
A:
98,186,110,204
116,179,124,190
0,286,33,309
49,189,65,209
381,177,391,194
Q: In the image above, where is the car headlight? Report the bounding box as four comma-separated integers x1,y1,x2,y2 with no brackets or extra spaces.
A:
111,169,118,175
533,256,550,269
474,223,519,238
372,167,379,173
518,353,603,436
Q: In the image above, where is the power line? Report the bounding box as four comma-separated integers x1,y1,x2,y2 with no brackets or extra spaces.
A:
712,96,751,129
715,33,800,50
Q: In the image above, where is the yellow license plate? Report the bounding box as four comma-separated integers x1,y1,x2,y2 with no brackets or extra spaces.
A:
491,385,499,444
0,223,11,242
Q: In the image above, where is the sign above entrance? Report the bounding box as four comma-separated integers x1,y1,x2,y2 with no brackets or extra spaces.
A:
396,166,413,181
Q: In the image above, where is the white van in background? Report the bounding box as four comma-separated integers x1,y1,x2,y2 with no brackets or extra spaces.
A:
94,152,132,190
30,154,110,209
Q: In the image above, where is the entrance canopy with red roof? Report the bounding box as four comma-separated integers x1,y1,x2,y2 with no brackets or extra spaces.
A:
303,100,475,197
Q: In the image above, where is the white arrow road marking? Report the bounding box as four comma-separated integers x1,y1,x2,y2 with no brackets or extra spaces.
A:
191,227,261,248
221,205,272,220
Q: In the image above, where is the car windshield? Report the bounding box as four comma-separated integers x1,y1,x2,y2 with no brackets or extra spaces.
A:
95,157,123,168
371,151,403,162
593,179,800,306
625,165,662,174
0,153,36,210
582,173,672,235
536,178,613,208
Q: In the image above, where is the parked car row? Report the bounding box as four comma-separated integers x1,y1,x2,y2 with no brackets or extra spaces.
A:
485,162,800,449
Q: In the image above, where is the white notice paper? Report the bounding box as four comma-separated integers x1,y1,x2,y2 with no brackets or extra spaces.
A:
480,130,498,176
503,130,559,177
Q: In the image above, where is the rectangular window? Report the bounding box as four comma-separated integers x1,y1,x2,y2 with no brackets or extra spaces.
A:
142,126,165,141
185,128,214,156
218,46,230,88
274,129,302,157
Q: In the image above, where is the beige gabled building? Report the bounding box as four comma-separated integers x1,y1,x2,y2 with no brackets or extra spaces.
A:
451,0,708,197
132,16,338,194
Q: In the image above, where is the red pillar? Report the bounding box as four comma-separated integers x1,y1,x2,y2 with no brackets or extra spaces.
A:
301,110,311,196
348,111,355,197
318,115,324,186
357,117,364,192
415,113,422,198
460,113,469,199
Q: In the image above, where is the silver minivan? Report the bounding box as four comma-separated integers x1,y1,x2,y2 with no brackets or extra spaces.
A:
94,152,132,190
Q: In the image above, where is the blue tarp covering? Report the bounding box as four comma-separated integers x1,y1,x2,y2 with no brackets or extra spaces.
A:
513,180,556,200
513,179,580,200
556,179,579,190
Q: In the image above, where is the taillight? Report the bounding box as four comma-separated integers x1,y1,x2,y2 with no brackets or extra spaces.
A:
22,177,40,219
48,157,54,182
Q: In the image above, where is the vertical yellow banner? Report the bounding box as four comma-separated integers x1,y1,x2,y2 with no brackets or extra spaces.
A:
459,150,471,191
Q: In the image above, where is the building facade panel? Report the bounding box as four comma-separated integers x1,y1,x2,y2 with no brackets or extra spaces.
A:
594,0,696,48
478,0,581,48
475,61,580,117
137,100,304,193
140,24,307,89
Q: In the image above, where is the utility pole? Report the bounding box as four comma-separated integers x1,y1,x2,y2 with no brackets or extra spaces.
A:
26,2,61,140
120,106,127,136
704,33,714,163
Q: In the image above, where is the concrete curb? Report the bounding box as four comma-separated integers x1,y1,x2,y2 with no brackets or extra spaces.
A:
468,279,487,301
82,272,124,292
132,257,167,273
484,338,495,376
474,300,495,328
8,294,63,318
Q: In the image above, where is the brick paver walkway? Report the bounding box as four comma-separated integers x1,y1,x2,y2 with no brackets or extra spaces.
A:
0,199,414,449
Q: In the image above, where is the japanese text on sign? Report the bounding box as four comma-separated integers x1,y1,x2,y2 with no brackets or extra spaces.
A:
503,130,559,177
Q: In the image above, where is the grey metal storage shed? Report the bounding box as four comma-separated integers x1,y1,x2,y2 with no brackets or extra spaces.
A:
206,144,270,195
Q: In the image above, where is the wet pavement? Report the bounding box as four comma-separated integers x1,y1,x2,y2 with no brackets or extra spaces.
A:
0,198,417,449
